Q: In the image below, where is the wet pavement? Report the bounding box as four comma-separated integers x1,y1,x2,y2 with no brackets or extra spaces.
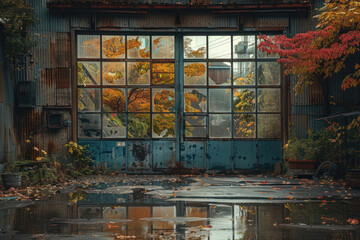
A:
1,175,360,240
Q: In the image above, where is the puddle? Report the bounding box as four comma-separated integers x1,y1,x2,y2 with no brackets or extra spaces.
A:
1,176,360,239
1,191,359,240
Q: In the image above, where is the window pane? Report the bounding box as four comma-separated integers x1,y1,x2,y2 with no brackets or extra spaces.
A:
77,35,100,58
257,62,281,85
78,62,100,86
152,88,175,112
233,62,255,86
209,114,231,138
185,116,206,138
102,62,125,85
209,36,231,59
152,114,175,138
152,63,175,85
209,89,231,112
258,114,281,138
78,88,101,112
233,89,255,112
152,36,174,59
208,62,231,86
128,88,150,112
184,62,207,85
128,114,150,138
184,36,206,59
257,89,281,112
233,36,255,59
257,35,279,58
127,62,150,85
234,114,256,138
102,35,125,59
103,88,126,112
78,114,101,138
103,113,126,138
184,89,207,113
127,36,150,59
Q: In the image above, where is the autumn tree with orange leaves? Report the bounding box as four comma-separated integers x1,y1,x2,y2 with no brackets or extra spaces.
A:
258,0,360,116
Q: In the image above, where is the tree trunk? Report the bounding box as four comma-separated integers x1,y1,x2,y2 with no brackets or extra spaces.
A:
320,79,330,116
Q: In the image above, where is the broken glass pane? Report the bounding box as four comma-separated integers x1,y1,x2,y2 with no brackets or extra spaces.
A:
128,88,150,112
103,113,126,138
257,62,281,85
152,88,175,112
102,62,125,85
77,35,100,58
184,89,207,113
184,62,207,85
257,35,280,58
128,114,151,138
152,36,174,59
152,63,175,85
78,62,100,86
78,113,101,138
208,62,231,86
257,89,281,112
209,89,231,112
234,114,256,138
209,114,231,138
127,36,150,59
185,116,207,137
233,35,255,58
78,88,101,112
102,88,126,112
184,36,207,59
127,62,150,85
152,114,175,138
209,36,231,59
102,35,125,59
258,114,281,138
233,62,255,86
233,89,255,112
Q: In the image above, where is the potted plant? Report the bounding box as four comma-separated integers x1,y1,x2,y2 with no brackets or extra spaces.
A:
283,130,318,170
1,161,22,189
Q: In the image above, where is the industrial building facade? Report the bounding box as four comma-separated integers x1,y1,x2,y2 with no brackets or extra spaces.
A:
1,0,321,172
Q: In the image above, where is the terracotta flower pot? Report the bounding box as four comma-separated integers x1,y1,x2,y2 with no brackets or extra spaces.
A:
287,159,318,170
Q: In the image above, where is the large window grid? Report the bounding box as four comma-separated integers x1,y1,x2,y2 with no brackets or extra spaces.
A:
76,33,281,140
77,34,176,139
183,35,281,139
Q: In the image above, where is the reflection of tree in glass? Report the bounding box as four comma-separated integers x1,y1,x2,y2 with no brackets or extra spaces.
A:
128,88,150,112
104,113,126,137
152,63,175,85
234,114,255,138
128,62,150,85
184,90,206,112
103,89,126,112
128,114,150,138
127,37,150,58
103,62,124,84
184,63,206,77
78,62,100,85
233,89,255,112
153,114,175,137
81,38,100,58
258,90,280,112
258,63,280,85
153,90,175,112
102,36,125,58
184,37,206,58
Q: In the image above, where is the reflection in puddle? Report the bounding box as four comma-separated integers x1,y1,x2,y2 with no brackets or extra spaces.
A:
0,192,359,239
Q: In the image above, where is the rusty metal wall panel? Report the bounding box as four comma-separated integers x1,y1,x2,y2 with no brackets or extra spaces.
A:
246,16,288,29
128,14,176,28
182,12,237,28
71,15,91,29
30,0,69,32
55,68,72,106
97,16,129,28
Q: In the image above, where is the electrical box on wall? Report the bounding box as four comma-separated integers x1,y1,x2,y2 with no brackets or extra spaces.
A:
47,112,64,129
17,81,36,108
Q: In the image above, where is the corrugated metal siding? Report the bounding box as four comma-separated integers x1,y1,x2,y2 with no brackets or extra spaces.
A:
30,0,69,32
